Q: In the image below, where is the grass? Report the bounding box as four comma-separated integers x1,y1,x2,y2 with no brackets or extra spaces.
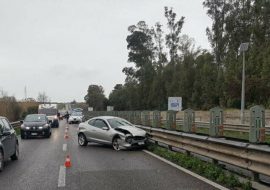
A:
147,144,252,190
14,127,21,136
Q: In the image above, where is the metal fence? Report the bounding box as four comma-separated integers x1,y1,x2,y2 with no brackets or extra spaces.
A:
83,106,269,143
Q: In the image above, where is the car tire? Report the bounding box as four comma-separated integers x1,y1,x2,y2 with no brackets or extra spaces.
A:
0,150,4,172
112,137,121,151
45,133,50,138
11,143,19,160
78,133,88,146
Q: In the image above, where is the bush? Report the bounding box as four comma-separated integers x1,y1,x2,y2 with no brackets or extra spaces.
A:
0,96,22,121
21,106,38,119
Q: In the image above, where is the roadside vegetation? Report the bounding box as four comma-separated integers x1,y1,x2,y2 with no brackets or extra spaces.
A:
147,144,252,190
106,1,270,111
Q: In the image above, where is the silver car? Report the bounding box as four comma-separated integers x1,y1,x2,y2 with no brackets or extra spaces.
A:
77,116,147,150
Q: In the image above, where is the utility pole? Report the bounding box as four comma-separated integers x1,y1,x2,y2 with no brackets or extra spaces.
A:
24,86,27,100
239,43,249,124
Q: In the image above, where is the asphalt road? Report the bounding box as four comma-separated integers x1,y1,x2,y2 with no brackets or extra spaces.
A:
0,121,218,190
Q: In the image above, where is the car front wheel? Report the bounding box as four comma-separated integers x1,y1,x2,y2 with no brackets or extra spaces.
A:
11,143,19,160
0,150,4,172
112,137,121,151
78,133,88,146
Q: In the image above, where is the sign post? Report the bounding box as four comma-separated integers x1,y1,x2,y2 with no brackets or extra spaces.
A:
107,106,114,111
168,97,182,111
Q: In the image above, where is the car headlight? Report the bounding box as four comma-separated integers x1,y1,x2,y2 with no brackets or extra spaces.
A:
125,136,133,143
38,126,43,129
26,127,30,130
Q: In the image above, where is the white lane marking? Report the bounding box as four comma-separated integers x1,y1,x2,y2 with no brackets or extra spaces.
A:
58,165,66,187
63,144,67,152
143,150,229,190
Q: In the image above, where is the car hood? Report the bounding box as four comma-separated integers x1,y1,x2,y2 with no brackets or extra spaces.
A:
115,125,146,136
24,121,47,127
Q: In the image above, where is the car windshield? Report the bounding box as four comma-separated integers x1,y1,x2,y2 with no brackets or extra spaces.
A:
107,118,133,128
71,112,82,116
25,114,46,122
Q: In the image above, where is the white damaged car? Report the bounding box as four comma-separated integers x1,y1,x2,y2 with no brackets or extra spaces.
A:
68,112,84,124
77,116,147,150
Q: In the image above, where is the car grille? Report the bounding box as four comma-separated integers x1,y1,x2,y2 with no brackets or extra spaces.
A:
133,136,145,141
30,126,40,130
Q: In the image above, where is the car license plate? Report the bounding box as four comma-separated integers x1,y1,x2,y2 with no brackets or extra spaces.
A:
31,133,38,136
138,142,144,145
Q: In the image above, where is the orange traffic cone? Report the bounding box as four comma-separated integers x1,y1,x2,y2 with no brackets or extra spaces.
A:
65,155,71,168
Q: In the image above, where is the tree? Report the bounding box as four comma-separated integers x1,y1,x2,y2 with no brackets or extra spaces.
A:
0,96,22,121
84,85,106,111
126,21,156,109
203,0,270,108
71,99,77,104
37,92,49,103
164,6,185,63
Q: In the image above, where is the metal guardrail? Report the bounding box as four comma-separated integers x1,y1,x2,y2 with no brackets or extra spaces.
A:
137,125,270,179
175,120,270,135
11,121,21,128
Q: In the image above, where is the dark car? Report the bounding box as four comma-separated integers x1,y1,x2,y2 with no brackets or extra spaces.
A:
20,114,51,139
0,116,19,172
38,110,59,128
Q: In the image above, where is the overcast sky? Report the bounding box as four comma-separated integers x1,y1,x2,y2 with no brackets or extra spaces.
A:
0,0,212,102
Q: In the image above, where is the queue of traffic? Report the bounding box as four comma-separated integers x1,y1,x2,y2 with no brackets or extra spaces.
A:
0,105,147,172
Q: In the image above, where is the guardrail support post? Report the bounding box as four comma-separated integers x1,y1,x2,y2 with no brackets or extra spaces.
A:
183,108,195,133
252,172,260,182
142,111,150,126
135,111,142,125
212,159,218,165
249,105,265,143
129,111,135,124
209,107,223,137
166,111,177,130
153,111,161,128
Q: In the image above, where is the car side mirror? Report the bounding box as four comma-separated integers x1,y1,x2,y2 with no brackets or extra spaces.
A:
102,127,109,131
2,131,11,136
20,120,24,124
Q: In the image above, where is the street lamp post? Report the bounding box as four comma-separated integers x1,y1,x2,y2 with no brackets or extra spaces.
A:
239,42,249,124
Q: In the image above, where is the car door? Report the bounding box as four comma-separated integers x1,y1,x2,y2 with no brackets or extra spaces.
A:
1,119,15,158
84,119,97,141
0,119,9,159
92,119,111,144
